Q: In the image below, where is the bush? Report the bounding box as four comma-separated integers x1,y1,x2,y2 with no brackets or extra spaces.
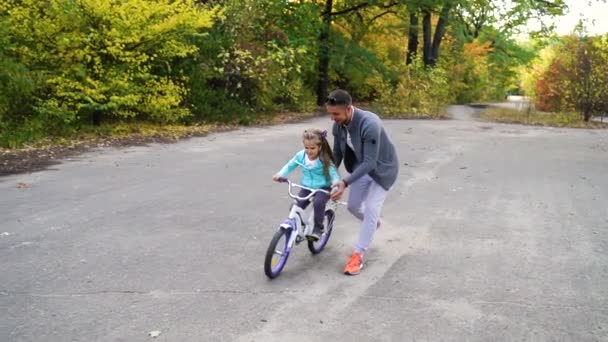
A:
182,0,317,119
3,0,217,126
372,60,452,118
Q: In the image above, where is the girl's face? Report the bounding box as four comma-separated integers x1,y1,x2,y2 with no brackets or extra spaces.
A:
303,139,320,160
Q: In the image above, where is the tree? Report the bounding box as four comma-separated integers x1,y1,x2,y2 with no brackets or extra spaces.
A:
523,25,608,120
314,0,406,105
316,0,334,105
406,0,452,67
454,0,568,39
568,29,608,121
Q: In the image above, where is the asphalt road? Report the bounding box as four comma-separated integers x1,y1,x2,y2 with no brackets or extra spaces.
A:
1,106,608,341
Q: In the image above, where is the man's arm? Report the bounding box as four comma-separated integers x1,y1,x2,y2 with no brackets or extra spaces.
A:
332,123,343,168
343,121,381,186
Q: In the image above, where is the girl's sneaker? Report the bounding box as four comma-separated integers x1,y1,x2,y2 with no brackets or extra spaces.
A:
307,224,324,241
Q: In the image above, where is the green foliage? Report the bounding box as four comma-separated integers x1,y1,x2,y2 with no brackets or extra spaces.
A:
3,0,216,126
3,0,600,148
372,59,452,118
0,30,34,127
329,33,393,101
183,0,318,120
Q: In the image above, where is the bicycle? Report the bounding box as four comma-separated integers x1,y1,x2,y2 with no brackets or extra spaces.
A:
264,178,338,279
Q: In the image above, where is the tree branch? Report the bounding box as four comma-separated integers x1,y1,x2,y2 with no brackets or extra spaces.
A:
370,10,398,23
379,2,400,9
327,1,399,16
328,2,369,16
533,0,563,9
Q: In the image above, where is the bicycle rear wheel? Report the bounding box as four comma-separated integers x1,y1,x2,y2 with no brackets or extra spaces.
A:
264,228,291,279
308,209,335,254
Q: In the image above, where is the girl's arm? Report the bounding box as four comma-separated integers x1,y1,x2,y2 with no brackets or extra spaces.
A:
277,151,302,177
329,163,340,186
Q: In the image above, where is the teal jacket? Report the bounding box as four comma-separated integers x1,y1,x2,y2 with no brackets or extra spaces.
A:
277,150,340,189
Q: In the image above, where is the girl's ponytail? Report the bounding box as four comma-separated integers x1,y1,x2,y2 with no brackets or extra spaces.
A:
319,130,334,182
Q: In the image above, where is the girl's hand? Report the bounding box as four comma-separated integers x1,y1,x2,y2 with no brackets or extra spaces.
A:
272,174,281,182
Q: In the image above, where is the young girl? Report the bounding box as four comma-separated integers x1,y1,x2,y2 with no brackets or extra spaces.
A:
273,129,340,241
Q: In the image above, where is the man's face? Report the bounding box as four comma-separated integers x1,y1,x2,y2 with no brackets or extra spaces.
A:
327,104,351,126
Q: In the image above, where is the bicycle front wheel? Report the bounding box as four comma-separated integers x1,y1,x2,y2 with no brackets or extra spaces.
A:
308,209,335,254
264,228,291,279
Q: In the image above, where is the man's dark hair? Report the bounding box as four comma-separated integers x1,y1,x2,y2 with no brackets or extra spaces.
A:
325,89,352,106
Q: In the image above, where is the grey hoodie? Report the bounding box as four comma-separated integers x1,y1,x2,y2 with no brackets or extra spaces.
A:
332,107,399,190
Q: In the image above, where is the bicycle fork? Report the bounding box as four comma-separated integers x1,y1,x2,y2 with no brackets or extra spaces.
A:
279,218,299,253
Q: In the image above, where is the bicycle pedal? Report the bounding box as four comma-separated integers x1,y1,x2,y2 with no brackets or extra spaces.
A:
306,235,320,242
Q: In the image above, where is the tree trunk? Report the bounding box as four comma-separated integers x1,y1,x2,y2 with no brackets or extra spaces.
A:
576,39,593,122
92,110,102,126
316,0,333,106
422,9,432,67
406,11,419,65
583,110,591,122
430,3,451,67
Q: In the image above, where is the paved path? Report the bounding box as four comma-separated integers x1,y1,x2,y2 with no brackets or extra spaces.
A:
1,113,607,341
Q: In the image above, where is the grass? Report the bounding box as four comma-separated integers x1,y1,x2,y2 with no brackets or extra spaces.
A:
480,107,608,129
364,102,450,120
1,102,454,150
0,111,320,151
381,112,450,120
0,122,225,152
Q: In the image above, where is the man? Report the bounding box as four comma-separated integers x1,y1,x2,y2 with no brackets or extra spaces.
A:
327,89,399,275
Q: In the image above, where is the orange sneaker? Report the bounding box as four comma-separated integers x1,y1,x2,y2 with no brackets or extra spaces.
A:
344,252,363,275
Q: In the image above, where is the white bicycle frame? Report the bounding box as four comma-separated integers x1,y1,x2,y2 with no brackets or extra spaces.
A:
278,180,338,250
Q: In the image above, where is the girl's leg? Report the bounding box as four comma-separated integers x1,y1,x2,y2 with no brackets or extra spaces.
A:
312,189,331,229
296,189,311,209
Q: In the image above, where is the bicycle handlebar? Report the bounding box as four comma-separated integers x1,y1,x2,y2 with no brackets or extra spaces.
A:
278,178,331,201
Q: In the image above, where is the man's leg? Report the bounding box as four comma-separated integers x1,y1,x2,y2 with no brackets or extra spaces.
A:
344,178,388,275
346,175,372,221
346,175,383,229
354,180,388,254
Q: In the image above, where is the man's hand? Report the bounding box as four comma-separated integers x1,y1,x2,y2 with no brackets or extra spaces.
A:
272,174,281,182
330,180,346,201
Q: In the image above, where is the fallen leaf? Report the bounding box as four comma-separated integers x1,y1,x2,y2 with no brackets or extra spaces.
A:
149,330,161,338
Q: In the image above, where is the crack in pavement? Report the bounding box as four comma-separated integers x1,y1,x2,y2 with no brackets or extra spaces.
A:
0,289,304,298
358,295,608,314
